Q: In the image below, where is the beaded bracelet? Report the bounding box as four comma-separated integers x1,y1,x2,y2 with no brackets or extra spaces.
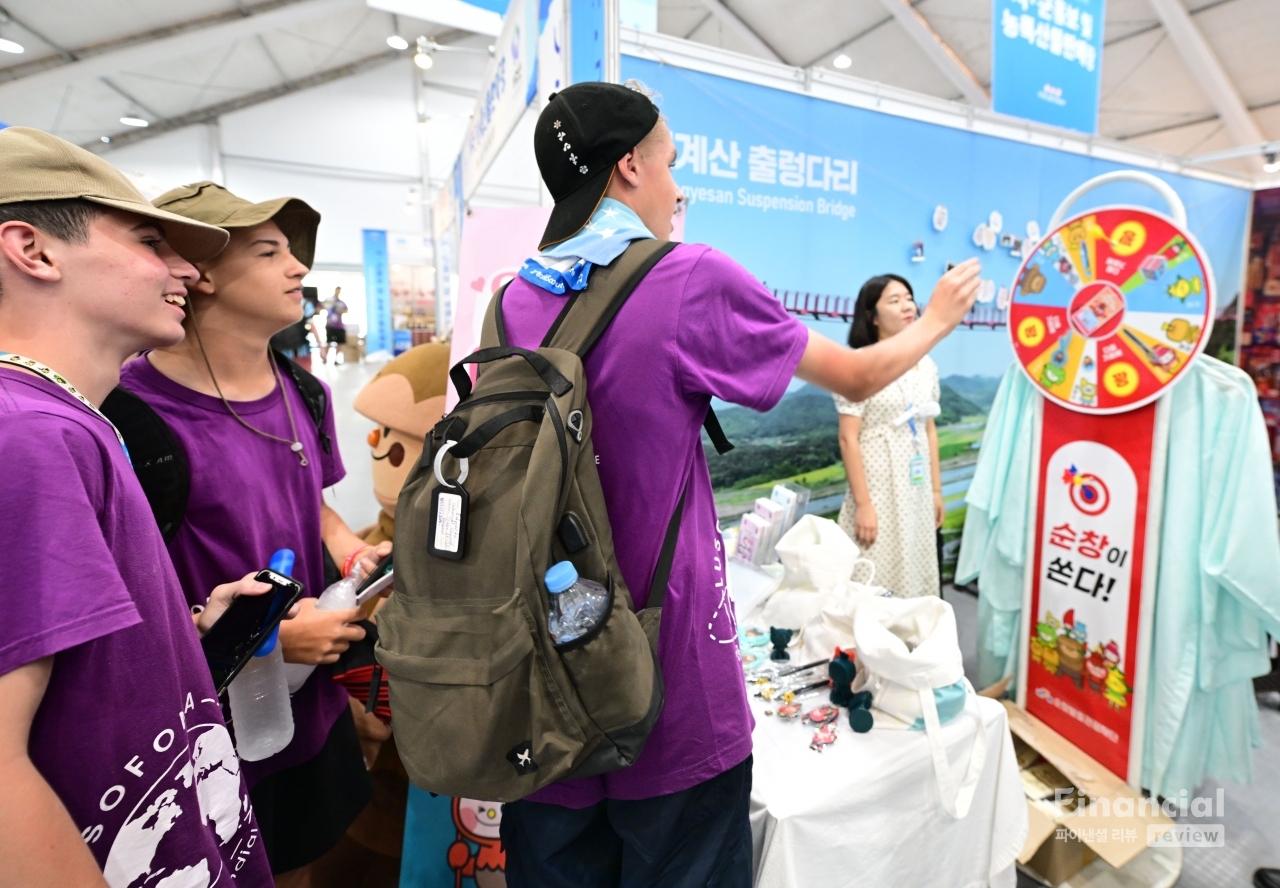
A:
342,545,374,578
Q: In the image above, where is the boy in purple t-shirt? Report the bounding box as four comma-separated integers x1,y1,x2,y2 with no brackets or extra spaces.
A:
496,83,982,886
116,182,390,882
0,128,274,886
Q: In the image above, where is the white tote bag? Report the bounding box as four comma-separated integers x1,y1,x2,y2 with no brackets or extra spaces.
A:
757,516,876,631
852,596,988,819
796,579,892,662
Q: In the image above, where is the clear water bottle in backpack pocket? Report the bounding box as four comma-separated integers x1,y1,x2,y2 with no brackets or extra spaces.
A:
545,561,610,645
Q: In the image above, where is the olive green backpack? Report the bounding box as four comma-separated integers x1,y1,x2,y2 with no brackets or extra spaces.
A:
376,240,733,801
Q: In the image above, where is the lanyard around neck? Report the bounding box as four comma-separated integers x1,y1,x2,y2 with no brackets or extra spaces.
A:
0,353,131,462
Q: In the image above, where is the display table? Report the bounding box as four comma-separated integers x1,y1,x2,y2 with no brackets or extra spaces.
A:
748,693,1027,888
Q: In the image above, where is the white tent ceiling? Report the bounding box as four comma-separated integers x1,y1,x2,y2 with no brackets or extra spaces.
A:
660,0,1280,177
0,0,1273,186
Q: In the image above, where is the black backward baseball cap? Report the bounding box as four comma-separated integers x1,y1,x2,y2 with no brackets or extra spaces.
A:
535,82,662,250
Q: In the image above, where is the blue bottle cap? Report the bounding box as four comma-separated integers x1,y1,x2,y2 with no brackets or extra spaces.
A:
545,561,578,594
270,548,296,577
254,625,280,657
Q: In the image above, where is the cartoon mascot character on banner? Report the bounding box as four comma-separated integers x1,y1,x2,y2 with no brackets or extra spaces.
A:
448,799,506,888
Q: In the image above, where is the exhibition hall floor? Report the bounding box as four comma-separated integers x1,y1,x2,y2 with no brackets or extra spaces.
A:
319,358,1280,888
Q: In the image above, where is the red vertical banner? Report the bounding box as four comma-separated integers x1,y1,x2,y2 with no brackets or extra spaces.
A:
1025,401,1155,778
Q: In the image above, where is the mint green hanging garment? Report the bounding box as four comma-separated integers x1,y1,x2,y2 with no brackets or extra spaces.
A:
955,365,1037,690
1141,357,1280,798
961,357,1280,797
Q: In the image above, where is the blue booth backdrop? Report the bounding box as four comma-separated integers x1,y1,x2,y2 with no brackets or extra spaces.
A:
621,54,1251,568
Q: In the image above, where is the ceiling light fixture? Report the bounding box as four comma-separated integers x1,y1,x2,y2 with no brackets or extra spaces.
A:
414,35,434,70
100,136,111,143
119,116,149,128
833,53,851,70
387,34,408,50
1265,152,1280,174
0,13,22,53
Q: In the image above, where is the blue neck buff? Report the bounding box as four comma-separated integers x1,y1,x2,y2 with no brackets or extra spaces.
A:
518,198,655,295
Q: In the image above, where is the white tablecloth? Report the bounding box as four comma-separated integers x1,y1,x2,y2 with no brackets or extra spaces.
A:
749,694,1027,888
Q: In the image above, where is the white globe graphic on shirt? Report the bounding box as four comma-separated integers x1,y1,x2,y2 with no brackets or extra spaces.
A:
102,723,246,888
190,723,244,843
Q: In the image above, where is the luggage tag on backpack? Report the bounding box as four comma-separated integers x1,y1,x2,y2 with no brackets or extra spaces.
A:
428,441,469,561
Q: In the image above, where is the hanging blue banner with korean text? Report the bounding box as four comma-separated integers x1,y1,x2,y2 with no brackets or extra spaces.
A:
991,0,1105,134
362,228,393,356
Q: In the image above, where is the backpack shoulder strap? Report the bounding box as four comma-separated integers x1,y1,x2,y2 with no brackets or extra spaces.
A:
646,488,686,611
273,349,332,454
544,240,677,357
100,385,191,542
702,406,734,455
479,282,511,350
544,241,734,454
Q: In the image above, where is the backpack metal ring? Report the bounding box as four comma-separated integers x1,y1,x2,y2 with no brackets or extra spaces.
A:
433,440,469,488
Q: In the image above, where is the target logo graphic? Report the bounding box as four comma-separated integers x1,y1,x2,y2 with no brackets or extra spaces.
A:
1063,464,1110,515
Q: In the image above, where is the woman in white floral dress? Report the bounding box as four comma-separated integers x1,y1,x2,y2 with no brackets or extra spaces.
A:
834,274,944,597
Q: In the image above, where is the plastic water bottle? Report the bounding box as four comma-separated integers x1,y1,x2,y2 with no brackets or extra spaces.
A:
545,562,609,645
285,574,359,694
229,549,296,761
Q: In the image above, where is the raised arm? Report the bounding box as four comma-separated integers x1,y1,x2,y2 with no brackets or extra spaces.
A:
0,659,110,888
795,259,981,402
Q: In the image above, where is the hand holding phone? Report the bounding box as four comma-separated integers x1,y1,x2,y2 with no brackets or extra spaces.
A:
353,551,394,609
202,569,305,694
197,574,271,636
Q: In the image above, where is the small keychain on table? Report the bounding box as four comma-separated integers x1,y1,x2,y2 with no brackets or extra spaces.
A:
803,704,840,726
777,702,803,719
748,657,831,690
758,676,829,701
428,441,469,560
809,723,838,752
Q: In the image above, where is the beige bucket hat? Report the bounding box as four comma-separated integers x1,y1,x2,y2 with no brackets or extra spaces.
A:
0,127,229,262
152,181,321,269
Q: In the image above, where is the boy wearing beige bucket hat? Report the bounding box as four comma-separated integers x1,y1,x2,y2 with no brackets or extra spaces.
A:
116,181,388,882
0,128,274,885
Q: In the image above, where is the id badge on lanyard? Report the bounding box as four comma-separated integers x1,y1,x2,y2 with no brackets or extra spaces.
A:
897,378,927,486
909,453,926,486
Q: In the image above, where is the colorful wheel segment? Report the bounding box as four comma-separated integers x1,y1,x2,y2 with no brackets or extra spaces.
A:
1008,205,1214,414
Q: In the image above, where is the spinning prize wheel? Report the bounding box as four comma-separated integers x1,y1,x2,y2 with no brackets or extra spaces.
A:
1008,172,1215,414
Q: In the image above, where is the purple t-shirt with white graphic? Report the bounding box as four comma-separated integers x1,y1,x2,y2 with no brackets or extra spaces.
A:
0,368,273,886
119,356,351,787
503,243,809,805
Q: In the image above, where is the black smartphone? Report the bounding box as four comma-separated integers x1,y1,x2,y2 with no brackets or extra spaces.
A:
201,569,304,695
352,551,394,607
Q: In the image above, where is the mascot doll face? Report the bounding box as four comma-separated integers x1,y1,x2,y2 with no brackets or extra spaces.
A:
366,408,440,513
353,343,452,516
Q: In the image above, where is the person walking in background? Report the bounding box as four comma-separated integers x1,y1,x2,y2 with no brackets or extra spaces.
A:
323,285,348,364
270,286,321,370
835,274,945,598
